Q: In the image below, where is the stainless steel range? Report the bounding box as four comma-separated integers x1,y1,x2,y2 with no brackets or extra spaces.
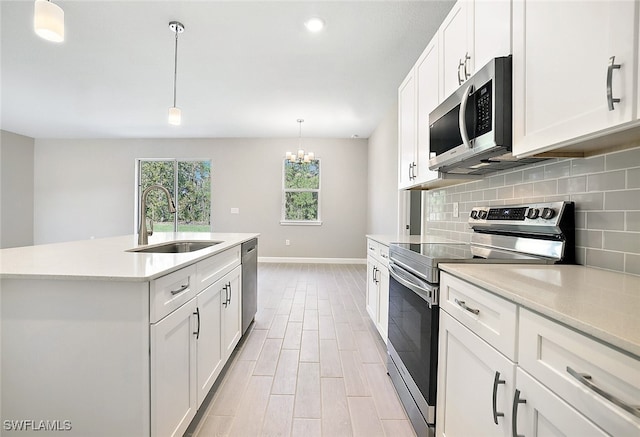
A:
386,201,575,437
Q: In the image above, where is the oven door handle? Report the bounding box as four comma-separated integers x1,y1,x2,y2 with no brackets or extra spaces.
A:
389,262,438,307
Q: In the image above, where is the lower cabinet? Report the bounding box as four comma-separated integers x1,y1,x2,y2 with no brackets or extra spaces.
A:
365,239,389,342
151,264,242,437
437,272,640,437
437,311,515,436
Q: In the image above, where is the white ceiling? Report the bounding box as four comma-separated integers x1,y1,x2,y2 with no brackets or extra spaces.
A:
1,0,455,139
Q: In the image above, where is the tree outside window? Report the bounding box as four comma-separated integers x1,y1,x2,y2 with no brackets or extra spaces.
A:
138,159,211,232
281,159,321,224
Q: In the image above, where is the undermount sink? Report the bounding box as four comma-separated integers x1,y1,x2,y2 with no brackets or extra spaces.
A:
127,241,221,254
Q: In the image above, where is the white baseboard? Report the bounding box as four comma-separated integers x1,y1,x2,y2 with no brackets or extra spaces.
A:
258,256,366,265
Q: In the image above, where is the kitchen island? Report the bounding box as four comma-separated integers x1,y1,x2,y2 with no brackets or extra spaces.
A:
0,232,259,437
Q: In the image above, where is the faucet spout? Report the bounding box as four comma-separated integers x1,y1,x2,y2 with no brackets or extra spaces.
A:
138,185,176,245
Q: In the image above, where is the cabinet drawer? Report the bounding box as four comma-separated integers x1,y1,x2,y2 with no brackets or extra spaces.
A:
150,265,197,323
440,272,517,360
367,239,381,259
367,239,389,266
378,244,390,268
196,246,241,291
519,308,640,435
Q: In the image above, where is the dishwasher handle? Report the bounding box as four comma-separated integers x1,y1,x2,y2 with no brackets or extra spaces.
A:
388,262,438,307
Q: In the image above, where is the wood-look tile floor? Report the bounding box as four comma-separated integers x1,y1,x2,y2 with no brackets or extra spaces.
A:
186,263,416,437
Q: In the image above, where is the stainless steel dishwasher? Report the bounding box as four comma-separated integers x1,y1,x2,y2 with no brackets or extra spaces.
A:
241,238,258,335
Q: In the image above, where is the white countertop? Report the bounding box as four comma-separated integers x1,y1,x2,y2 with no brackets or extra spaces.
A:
439,263,640,358
366,234,458,246
0,232,259,281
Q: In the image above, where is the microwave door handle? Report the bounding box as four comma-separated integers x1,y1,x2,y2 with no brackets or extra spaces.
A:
459,83,475,149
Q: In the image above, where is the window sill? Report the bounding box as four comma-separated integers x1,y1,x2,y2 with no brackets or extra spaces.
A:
280,220,323,226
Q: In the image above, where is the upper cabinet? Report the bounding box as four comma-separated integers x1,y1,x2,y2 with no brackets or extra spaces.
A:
513,0,640,157
440,0,512,100
398,0,511,190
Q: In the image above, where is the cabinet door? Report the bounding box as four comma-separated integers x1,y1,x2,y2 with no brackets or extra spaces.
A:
221,265,242,360
196,284,223,406
436,311,515,437
440,0,473,99
513,369,609,437
513,0,637,157
366,259,379,324
416,36,440,184
473,0,511,70
376,265,389,343
151,298,198,437
398,70,417,188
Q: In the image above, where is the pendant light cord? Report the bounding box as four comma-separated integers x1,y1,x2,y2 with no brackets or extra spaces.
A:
173,30,179,107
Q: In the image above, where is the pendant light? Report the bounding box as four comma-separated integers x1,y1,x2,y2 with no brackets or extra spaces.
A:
286,119,314,163
168,21,185,126
34,0,64,43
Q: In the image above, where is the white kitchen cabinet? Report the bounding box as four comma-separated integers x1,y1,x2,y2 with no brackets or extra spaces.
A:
195,279,223,406
415,36,441,184
437,271,640,437
398,70,417,188
513,369,608,437
439,0,511,100
437,311,515,436
151,297,198,437
220,265,242,360
365,239,389,342
512,0,639,157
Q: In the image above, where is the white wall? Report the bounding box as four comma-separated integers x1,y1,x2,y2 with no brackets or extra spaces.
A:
33,137,368,259
1,130,34,248
366,102,399,234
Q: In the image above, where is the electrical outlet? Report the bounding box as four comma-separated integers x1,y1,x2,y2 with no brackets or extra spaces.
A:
285,239,290,246
453,202,459,218
230,207,239,214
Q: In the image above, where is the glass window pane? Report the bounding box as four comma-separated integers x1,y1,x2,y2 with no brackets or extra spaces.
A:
140,161,175,232
284,191,318,221
284,160,320,189
177,161,211,232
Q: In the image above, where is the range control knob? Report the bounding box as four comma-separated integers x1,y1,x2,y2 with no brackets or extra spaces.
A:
541,208,555,220
526,208,539,219
470,210,478,219
478,210,488,220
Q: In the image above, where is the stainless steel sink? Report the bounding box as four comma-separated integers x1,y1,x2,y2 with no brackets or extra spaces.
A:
127,241,221,254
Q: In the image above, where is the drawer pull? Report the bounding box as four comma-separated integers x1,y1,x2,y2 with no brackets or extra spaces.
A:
455,298,479,315
170,281,190,295
193,307,200,340
492,371,506,424
512,389,526,437
566,366,640,418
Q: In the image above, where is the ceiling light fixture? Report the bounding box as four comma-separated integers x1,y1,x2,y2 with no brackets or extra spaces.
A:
34,0,64,43
304,17,325,33
168,21,185,126
286,119,314,163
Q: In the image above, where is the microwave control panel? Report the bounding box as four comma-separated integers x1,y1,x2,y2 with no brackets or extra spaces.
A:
475,80,492,137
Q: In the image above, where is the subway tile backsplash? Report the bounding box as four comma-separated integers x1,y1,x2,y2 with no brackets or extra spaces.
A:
424,145,640,276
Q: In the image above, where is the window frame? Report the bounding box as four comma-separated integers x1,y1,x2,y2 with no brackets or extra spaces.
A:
280,158,322,226
135,158,212,233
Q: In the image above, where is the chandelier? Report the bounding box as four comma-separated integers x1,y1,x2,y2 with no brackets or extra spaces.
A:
286,119,314,163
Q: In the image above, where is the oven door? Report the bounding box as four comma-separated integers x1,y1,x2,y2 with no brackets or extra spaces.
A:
387,262,440,435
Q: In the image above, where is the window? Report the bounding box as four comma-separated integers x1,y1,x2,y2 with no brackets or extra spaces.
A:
137,159,211,232
281,159,321,225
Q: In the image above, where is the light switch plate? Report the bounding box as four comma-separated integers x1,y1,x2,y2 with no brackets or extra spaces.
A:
231,207,239,214
453,202,459,218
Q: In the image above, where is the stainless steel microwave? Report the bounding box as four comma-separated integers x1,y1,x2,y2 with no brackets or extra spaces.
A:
428,56,525,175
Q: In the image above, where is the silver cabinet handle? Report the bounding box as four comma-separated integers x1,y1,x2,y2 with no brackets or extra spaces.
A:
455,298,479,315
458,83,475,150
607,56,622,111
458,59,465,85
193,307,200,339
381,253,388,259
512,389,526,437
226,281,232,305
222,284,228,308
170,281,189,295
492,371,506,424
566,366,640,418
463,52,471,79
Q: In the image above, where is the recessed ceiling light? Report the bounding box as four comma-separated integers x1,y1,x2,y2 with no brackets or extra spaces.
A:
304,17,325,33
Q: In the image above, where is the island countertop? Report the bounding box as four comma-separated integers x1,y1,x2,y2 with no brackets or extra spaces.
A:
439,263,640,358
0,232,259,281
